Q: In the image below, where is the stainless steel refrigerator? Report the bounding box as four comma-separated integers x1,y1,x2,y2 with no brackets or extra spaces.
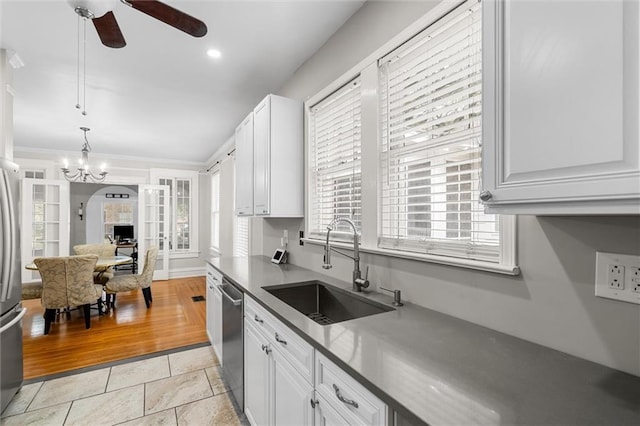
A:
0,158,25,414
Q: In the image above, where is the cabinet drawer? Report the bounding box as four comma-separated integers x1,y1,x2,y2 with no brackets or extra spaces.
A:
316,352,387,426
206,265,222,288
245,296,314,384
244,296,271,336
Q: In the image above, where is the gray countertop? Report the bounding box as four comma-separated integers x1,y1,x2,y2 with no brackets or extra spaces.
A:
209,256,640,425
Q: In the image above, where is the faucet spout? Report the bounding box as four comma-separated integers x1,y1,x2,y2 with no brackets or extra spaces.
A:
323,217,369,292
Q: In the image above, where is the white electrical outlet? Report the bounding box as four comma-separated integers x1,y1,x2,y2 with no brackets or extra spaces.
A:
607,264,625,289
630,267,640,293
595,252,640,305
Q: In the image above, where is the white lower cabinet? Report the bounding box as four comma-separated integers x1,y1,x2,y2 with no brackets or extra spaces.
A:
315,352,387,426
313,394,351,426
244,302,313,426
272,348,314,425
243,295,387,426
205,265,222,361
244,321,271,426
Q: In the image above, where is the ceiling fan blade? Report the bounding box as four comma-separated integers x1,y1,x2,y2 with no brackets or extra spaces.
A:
126,1,208,38
92,11,127,48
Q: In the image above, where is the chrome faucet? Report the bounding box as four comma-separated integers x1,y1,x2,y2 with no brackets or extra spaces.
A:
323,217,369,292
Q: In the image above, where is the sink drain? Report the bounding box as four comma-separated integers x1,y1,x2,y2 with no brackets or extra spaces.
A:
308,312,334,325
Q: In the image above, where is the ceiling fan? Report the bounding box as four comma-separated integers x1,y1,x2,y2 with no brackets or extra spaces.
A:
68,0,208,48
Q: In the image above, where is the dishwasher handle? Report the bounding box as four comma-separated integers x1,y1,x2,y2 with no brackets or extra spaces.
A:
218,283,242,306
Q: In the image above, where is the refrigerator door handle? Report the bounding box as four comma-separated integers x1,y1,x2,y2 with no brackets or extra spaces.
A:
4,169,18,301
0,170,12,303
0,307,27,334
5,171,20,299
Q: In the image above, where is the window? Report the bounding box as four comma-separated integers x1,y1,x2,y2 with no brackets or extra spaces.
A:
232,160,249,256
304,0,517,274
378,0,499,262
308,77,362,241
24,170,45,179
234,216,249,257
210,171,220,251
103,202,134,240
150,169,199,256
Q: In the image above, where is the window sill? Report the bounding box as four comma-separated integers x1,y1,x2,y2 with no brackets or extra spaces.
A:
301,238,520,276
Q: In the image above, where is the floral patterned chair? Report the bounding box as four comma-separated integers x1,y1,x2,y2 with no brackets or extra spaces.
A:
73,243,117,285
33,255,103,334
105,247,158,310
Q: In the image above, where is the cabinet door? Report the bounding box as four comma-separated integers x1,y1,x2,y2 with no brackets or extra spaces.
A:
253,96,271,215
206,275,214,345
482,0,639,214
244,320,270,426
272,348,313,426
314,394,349,426
235,113,254,216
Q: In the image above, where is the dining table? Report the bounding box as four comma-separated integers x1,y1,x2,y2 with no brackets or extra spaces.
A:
25,255,133,316
25,255,134,273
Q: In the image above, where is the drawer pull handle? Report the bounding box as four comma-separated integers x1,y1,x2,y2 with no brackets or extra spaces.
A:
310,398,319,408
254,315,264,324
333,384,358,409
274,333,287,345
261,344,271,354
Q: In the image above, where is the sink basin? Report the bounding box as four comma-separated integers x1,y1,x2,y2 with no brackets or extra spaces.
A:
263,281,394,325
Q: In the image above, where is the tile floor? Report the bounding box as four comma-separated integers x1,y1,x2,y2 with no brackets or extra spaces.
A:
1,346,245,426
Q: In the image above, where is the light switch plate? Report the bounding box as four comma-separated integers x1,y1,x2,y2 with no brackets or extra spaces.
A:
595,252,640,304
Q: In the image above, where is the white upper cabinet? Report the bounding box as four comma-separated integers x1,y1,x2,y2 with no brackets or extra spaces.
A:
252,94,303,217
235,113,254,216
482,0,640,214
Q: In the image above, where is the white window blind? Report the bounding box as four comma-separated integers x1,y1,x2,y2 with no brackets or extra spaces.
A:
308,77,362,240
210,171,220,251
234,216,249,257
379,0,500,263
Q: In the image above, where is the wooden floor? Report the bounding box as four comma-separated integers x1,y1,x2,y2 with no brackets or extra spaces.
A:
21,276,208,380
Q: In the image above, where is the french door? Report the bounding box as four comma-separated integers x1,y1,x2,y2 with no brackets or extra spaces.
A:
20,179,70,283
137,185,170,280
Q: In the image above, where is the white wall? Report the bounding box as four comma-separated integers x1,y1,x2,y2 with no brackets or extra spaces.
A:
14,153,211,278
263,1,640,376
1,49,14,160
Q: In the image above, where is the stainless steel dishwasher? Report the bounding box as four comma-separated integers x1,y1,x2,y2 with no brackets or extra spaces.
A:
219,277,244,411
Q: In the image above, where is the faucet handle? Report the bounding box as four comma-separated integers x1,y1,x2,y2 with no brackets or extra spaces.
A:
380,287,404,306
364,266,369,281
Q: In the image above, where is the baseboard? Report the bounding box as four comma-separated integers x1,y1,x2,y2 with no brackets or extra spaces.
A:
168,266,206,279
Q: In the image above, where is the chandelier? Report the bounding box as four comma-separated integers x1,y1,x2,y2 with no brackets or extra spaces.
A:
62,127,108,183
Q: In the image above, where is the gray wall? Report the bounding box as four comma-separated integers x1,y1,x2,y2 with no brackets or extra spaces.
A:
264,1,640,376
69,183,138,249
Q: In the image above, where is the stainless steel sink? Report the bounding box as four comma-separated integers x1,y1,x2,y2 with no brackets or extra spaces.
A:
263,281,394,325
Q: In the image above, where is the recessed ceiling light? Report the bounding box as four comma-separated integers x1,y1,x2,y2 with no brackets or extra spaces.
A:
207,49,222,59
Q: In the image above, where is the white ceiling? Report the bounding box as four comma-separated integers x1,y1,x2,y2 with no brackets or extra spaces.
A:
0,0,364,165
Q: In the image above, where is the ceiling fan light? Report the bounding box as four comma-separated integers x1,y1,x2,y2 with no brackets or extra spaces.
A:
68,0,118,19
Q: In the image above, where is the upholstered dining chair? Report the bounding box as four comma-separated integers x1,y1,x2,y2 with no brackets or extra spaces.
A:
105,247,159,309
73,243,116,285
34,255,103,335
